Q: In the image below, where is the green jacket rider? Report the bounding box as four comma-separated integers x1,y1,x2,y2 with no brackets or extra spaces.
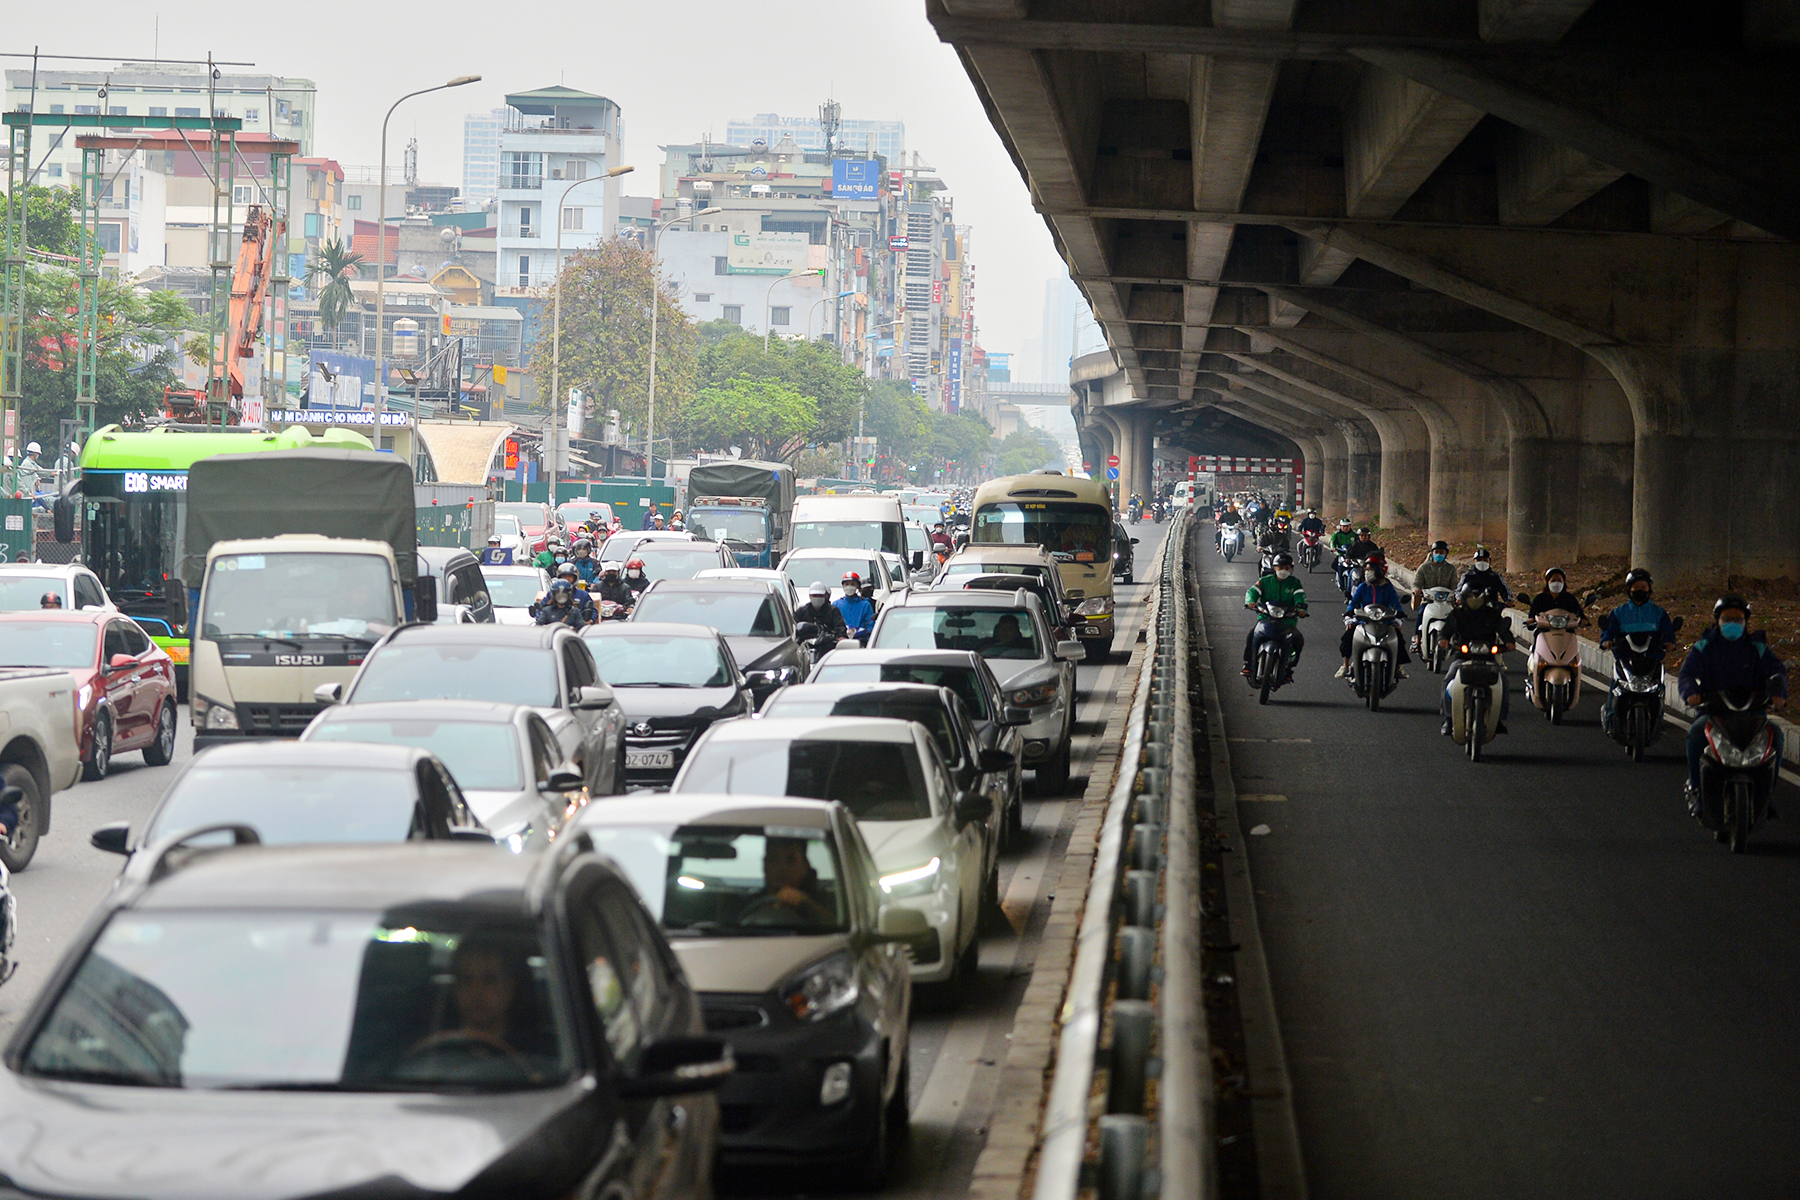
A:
1243,557,1308,674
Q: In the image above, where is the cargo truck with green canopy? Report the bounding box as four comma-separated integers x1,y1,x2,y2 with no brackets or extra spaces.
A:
685,460,796,569
183,450,440,748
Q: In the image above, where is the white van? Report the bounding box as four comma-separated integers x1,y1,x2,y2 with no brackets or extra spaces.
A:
1171,480,1195,509
790,494,910,560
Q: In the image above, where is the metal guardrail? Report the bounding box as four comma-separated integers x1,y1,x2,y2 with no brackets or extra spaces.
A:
1037,512,1210,1200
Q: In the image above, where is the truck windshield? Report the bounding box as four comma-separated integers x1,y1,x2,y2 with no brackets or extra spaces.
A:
686,508,768,544
201,553,396,640
973,502,1110,564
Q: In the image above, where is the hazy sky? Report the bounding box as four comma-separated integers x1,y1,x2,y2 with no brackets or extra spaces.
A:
5,0,1069,364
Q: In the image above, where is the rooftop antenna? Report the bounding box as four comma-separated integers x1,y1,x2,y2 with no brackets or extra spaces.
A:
820,97,841,159
404,136,418,186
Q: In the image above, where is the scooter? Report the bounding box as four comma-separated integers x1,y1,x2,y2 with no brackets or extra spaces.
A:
599,597,633,621
1298,529,1323,573
1417,587,1457,673
1524,610,1582,724
1247,601,1308,706
1446,640,1508,761
1220,524,1245,562
1691,688,1779,854
1603,622,1682,762
1348,603,1403,711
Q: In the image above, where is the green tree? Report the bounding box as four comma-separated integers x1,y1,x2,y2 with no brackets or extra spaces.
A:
693,322,867,452
305,237,365,332
530,241,698,438
864,380,931,462
921,410,993,483
680,376,818,462
997,426,1063,475
0,185,82,259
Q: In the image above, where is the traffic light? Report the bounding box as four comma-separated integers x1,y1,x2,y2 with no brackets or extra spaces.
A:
503,438,520,470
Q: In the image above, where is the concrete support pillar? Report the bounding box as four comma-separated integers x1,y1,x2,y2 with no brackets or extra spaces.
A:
1129,413,1154,506
1297,438,1324,510
1318,430,1350,518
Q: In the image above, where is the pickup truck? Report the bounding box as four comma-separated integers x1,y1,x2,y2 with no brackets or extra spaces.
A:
0,669,84,869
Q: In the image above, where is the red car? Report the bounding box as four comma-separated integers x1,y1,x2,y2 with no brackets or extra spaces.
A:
0,612,178,782
495,502,557,554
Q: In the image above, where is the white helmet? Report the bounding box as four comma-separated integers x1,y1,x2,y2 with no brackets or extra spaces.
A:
24,442,39,455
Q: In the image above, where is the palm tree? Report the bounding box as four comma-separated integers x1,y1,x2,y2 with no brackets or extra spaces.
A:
305,237,364,335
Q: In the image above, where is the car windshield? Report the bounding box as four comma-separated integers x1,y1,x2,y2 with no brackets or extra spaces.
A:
493,515,523,538
0,576,72,611
634,546,717,581
791,520,902,555
784,556,880,594
558,504,611,527
588,634,732,688
974,501,1110,563
633,591,782,637
902,506,942,526
307,720,523,791
481,574,543,608
873,606,1042,661
144,766,423,846
677,738,932,821
201,552,396,641
686,509,768,544
762,696,959,764
494,504,548,529
23,909,572,1091
350,643,558,708
0,620,97,668
584,824,848,936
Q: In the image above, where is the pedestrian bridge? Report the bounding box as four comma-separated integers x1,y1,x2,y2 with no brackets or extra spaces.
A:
930,0,1800,587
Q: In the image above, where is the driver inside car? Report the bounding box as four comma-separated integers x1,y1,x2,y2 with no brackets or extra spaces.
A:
743,837,836,929
400,932,544,1080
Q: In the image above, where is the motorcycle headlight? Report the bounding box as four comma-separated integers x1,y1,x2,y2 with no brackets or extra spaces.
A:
1708,726,1776,769
779,951,860,1022
195,697,239,730
1075,597,1113,617
1626,675,1664,694
878,856,941,897
1008,681,1058,708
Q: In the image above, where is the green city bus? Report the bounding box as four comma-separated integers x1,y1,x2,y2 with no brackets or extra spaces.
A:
62,425,379,677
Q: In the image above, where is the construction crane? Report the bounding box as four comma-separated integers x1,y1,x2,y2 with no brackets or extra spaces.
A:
163,204,283,425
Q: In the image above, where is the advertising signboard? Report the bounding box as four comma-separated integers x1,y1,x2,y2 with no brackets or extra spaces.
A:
727,231,809,275
832,159,881,199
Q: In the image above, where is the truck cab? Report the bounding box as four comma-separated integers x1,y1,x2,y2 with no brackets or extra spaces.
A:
686,497,778,568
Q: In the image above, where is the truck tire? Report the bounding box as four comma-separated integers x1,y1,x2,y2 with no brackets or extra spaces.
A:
1084,636,1114,664
0,764,41,871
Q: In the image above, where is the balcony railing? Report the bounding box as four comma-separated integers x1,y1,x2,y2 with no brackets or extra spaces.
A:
500,175,544,192
500,224,542,240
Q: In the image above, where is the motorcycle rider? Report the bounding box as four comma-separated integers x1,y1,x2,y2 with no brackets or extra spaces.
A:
1439,582,1511,735
1677,595,1789,814
1458,546,1512,604
569,539,601,586
670,509,686,532
795,580,849,642
1337,551,1410,678
1242,552,1308,679
1526,567,1585,623
930,523,954,553
1345,526,1381,563
1296,509,1326,539
835,572,876,642
532,540,561,573
1258,515,1293,561
1329,518,1357,556
595,562,635,612
1410,540,1461,652
535,579,590,628
623,557,651,597
553,562,599,623
1216,501,1244,550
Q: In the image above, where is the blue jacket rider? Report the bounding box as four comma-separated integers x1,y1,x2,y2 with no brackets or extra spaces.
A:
1337,556,1411,677
834,574,875,641
1677,595,1789,809
1599,568,1678,659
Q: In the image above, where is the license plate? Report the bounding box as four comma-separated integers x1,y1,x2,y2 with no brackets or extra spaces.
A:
626,750,675,770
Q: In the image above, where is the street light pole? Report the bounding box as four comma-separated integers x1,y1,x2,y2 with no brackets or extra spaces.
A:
376,74,479,416
646,205,722,487
549,162,634,490
764,268,823,353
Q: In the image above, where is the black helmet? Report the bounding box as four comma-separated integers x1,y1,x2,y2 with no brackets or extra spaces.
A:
1456,582,1488,608
549,579,575,597
1473,545,1492,561
1713,594,1751,620
1358,526,1372,537
1431,540,1449,553
1273,552,1294,568
1625,567,1653,588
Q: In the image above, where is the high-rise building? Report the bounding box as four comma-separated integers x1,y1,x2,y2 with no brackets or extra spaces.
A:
3,65,315,186
726,111,903,164
462,107,512,205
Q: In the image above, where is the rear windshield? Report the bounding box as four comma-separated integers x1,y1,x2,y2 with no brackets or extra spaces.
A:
791,520,902,555
23,910,572,1091
588,633,733,688
677,738,932,822
634,546,718,582
0,576,71,612
306,719,523,791
762,695,958,764
810,663,989,719
784,556,881,593
632,590,782,637
350,643,558,708
872,606,1041,661
0,620,96,668
495,504,549,528
145,765,423,846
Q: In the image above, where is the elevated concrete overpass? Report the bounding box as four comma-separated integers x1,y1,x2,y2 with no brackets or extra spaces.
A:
930,0,1800,584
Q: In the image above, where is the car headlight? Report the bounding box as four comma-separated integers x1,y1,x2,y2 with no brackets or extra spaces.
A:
193,696,239,730
1075,596,1113,618
76,684,92,712
1008,681,1058,708
878,856,941,897
779,951,860,1022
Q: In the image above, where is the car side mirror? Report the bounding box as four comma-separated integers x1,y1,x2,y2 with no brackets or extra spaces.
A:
448,826,495,842
912,550,925,569
838,638,861,650
90,821,130,855
1130,538,1139,545
1002,705,1033,726
166,585,188,630
544,764,584,792
619,1035,735,1098
875,904,929,942
313,682,343,705
954,790,993,825
106,653,136,672
413,575,439,624
1055,640,1085,662
574,683,615,709
978,747,1014,774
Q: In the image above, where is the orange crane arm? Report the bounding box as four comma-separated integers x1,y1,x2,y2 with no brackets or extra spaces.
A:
216,206,281,403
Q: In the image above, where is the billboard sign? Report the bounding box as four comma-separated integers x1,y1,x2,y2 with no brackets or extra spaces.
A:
832,159,880,199
727,231,809,275
889,235,909,251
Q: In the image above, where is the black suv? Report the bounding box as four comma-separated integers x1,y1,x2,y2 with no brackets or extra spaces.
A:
0,836,729,1199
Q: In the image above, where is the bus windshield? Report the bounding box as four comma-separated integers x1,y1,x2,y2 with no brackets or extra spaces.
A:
85,488,184,609
973,502,1110,564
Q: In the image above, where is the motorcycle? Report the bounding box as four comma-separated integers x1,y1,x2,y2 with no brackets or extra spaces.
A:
1348,603,1403,711
1691,688,1779,853
1603,622,1682,762
1247,601,1308,705
1524,609,1582,724
1220,523,1245,562
1298,529,1323,573
1417,587,1457,673
599,597,633,621
1336,556,1365,601
1446,640,1508,761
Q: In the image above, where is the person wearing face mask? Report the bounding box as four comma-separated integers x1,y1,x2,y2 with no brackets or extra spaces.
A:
794,581,848,642
1439,582,1511,735
1526,567,1584,622
1242,552,1308,678
1598,568,1676,660
622,557,650,597
1337,552,1410,679
1296,509,1326,538
1410,540,1461,651
1677,596,1788,813
1457,546,1512,605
